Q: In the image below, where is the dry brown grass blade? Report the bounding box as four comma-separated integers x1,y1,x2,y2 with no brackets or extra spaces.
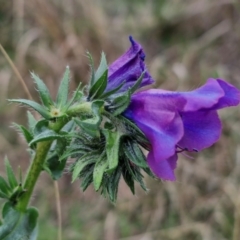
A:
54,181,62,240
0,43,33,100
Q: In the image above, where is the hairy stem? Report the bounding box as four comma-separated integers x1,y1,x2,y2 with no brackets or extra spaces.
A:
15,141,52,211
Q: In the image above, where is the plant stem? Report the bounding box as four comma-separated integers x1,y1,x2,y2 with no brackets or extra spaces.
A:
15,141,52,212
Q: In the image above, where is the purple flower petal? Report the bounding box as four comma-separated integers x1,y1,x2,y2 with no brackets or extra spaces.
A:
105,36,154,92
124,100,184,162
178,111,221,151
147,152,178,180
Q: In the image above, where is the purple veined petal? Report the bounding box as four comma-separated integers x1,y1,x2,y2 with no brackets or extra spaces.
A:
178,110,221,152
181,78,240,111
124,100,184,162
131,78,240,112
105,36,154,92
147,152,178,180
211,79,240,109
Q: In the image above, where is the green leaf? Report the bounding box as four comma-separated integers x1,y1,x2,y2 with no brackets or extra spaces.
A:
102,129,122,173
65,83,83,110
33,119,49,136
80,165,94,191
29,130,65,147
72,154,96,182
44,138,68,180
31,72,53,108
0,177,11,196
106,167,121,203
4,158,18,189
27,111,37,134
86,51,95,87
89,70,108,100
99,81,126,99
12,123,33,144
123,140,148,168
0,190,9,199
109,90,131,116
9,99,51,119
56,66,70,107
93,155,108,191
94,52,108,84
0,205,38,240
122,168,135,194
74,100,104,137
129,71,145,94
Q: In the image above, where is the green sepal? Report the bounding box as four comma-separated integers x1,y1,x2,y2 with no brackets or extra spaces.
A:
0,177,11,197
27,111,37,134
72,154,97,182
0,205,38,240
80,165,94,191
0,190,9,199
123,140,148,168
9,99,51,119
99,81,126,99
125,159,147,191
12,123,33,145
31,72,53,108
86,51,95,87
94,52,108,84
129,71,145,94
102,129,122,173
74,100,104,137
122,168,135,194
65,83,83,110
108,90,131,116
44,138,68,180
33,120,49,136
56,66,70,108
4,158,18,190
119,116,149,146
93,154,108,191
88,70,108,100
29,130,66,147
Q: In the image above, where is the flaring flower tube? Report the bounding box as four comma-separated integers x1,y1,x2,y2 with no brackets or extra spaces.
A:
105,36,154,93
124,79,240,180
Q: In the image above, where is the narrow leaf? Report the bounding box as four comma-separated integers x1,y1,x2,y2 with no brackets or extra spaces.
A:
9,99,51,119
0,177,11,196
12,123,33,144
124,140,148,168
29,130,65,147
4,158,18,189
102,129,122,172
110,90,131,116
129,71,145,94
72,154,96,182
93,155,108,191
89,70,108,100
31,72,53,108
27,111,37,134
56,66,70,107
65,83,82,110
100,81,126,99
94,52,108,83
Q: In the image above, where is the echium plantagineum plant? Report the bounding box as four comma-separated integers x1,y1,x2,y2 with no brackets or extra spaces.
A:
0,36,239,239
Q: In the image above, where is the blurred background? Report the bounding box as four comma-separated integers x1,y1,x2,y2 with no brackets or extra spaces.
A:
1,0,240,239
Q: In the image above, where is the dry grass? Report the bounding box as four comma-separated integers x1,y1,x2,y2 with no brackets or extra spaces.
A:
1,0,240,239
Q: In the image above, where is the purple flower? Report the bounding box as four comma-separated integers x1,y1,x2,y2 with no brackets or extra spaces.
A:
124,78,240,180
105,36,154,93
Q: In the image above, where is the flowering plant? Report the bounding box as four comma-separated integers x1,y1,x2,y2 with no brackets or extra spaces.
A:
0,37,239,239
